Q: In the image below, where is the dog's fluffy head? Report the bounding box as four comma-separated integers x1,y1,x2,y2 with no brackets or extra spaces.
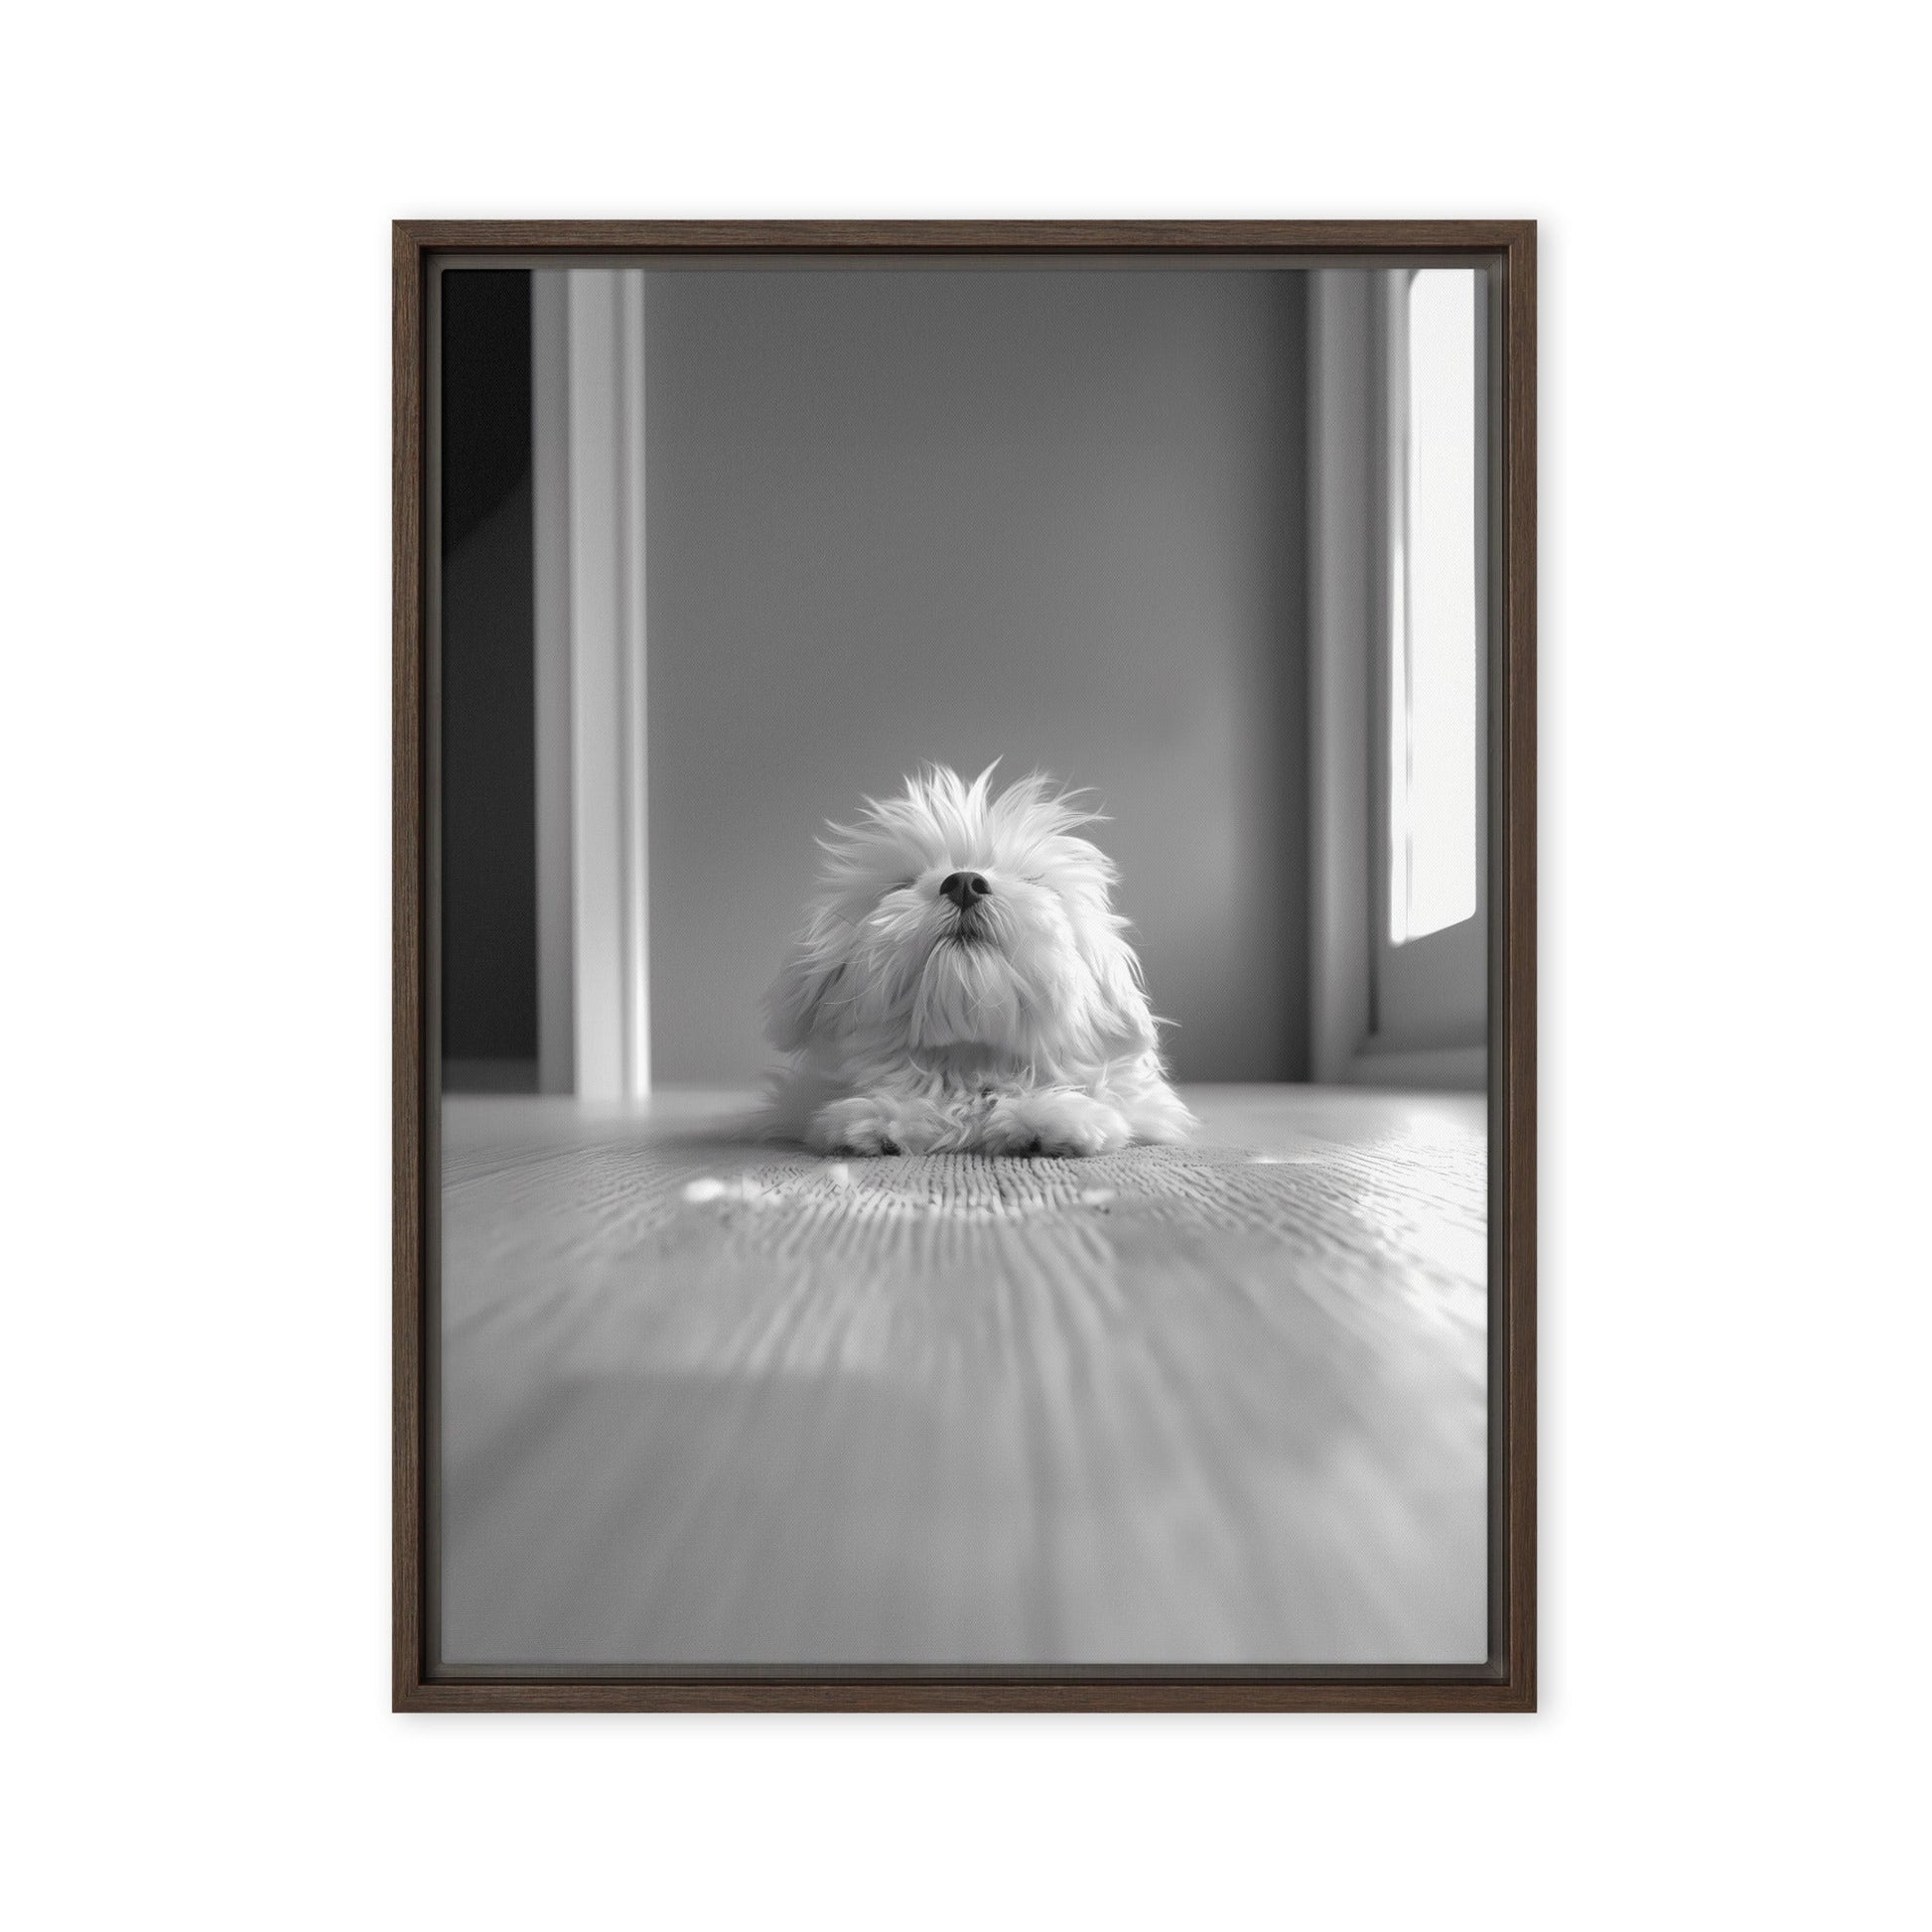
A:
764,765,1159,1077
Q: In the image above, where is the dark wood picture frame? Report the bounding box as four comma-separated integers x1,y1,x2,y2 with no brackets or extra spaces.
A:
393,219,1536,1712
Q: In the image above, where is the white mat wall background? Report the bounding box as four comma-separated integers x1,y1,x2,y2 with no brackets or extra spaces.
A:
5,4,1926,1929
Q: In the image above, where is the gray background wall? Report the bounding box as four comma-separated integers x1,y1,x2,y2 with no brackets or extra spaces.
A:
644,268,1310,1085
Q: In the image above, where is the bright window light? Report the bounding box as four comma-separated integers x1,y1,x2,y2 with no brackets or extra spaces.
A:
1390,269,1480,946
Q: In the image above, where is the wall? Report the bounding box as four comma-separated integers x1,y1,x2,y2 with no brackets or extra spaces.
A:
9,6,1926,1931
643,267,1309,1084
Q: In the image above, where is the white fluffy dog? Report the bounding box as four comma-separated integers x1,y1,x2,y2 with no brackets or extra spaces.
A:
763,765,1195,1157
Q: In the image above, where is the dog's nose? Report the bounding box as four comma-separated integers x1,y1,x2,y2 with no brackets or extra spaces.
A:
939,871,991,909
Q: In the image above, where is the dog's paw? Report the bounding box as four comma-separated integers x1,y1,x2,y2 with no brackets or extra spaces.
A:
982,1091,1132,1159
1120,1077,1198,1146
806,1095,939,1158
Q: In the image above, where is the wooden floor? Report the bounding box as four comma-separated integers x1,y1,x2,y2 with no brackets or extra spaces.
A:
436,1085,1487,1671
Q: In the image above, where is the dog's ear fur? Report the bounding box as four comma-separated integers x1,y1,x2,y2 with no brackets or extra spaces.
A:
1078,921,1159,1061
763,924,848,1053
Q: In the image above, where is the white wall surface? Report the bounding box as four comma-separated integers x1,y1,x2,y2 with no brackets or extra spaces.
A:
3,5,1926,1930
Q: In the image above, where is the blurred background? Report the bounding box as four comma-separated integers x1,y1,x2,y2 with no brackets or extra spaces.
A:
439,262,1485,1096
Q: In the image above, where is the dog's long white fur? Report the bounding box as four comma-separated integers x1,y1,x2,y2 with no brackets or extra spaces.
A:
762,765,1195,1157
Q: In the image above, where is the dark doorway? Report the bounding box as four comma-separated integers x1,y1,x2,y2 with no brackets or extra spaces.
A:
440,271,536,1089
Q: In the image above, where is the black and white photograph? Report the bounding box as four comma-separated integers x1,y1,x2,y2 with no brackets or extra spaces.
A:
423,237,1524,1685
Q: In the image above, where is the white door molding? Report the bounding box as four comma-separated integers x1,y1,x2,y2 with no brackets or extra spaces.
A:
531,268,650,1099
1308,269,1377,1085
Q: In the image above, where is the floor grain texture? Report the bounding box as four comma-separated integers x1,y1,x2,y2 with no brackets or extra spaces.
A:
438,1084,1486,1669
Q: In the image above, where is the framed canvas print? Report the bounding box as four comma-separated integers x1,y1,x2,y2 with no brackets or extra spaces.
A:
393,220,1536,1711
